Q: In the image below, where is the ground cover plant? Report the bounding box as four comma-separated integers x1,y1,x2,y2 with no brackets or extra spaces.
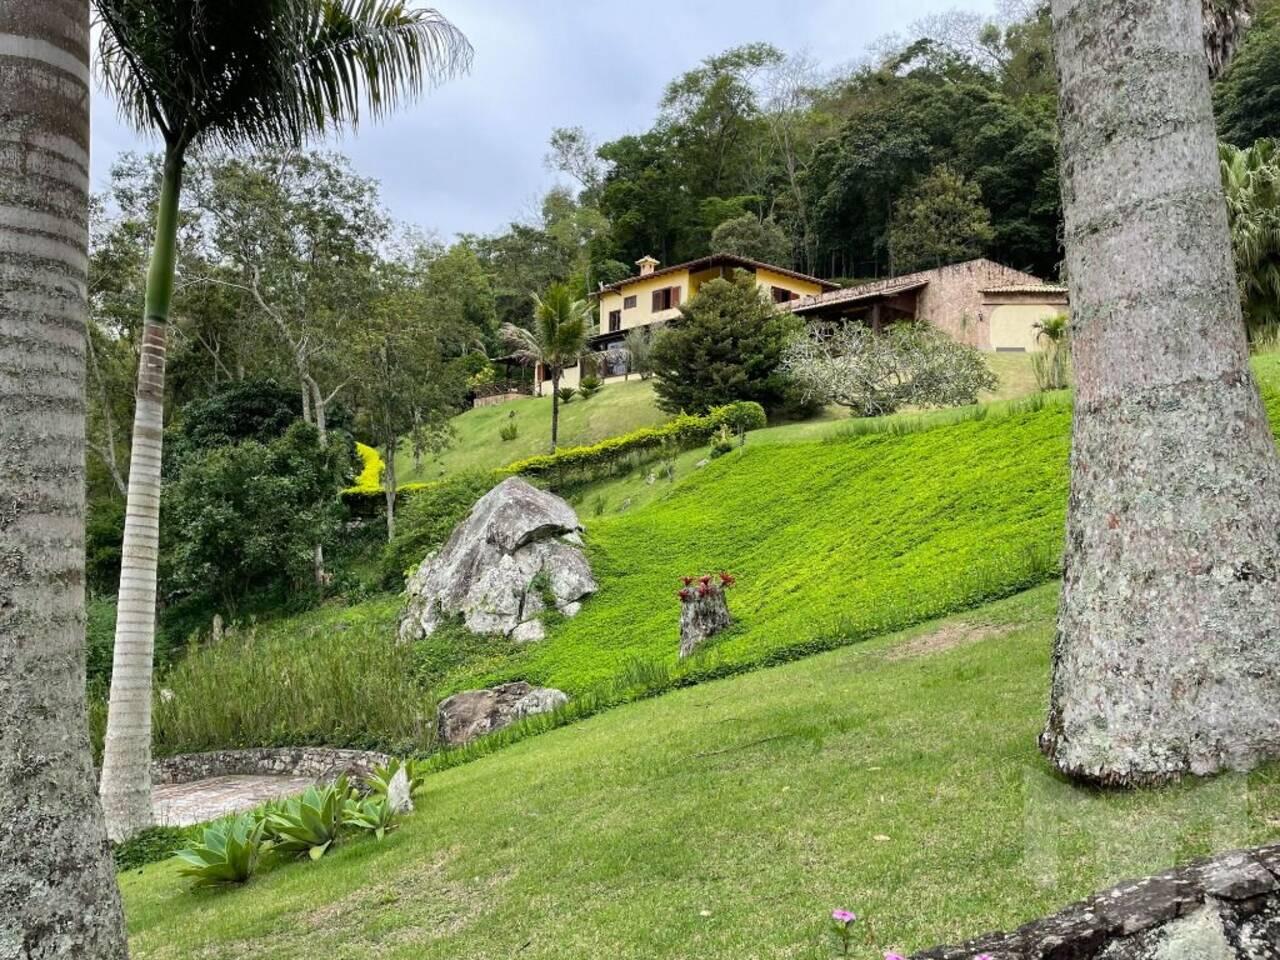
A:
117,585,1280,960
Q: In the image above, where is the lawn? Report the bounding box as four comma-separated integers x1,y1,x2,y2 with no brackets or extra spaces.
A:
394,379,668,484
118,584,1280,960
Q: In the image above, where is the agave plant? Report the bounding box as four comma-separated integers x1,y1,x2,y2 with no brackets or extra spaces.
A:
262,776,353,860
175,814,270,887
366,757,426,798
343,795,400,841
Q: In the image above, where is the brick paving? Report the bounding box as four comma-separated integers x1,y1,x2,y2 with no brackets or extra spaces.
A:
152,775,316,827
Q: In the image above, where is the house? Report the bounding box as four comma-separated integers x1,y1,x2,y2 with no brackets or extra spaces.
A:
784,258,1069,353
537,254,837,393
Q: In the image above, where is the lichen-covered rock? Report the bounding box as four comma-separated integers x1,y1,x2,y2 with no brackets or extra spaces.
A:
679,589,731,659
397,478,596,644
436,682,569,746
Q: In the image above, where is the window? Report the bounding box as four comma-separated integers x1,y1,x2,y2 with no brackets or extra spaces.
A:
651,285,682,312
623,295,637,310
772,286,799,304
608,309,622,333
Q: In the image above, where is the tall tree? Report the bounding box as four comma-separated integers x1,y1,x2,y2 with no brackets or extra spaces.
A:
501,285,591,452
0,0,129,952
889,164,995,272
1041,0,1280,785
94,0,472,840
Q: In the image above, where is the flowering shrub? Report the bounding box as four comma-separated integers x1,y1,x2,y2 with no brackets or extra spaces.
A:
349,442,385,494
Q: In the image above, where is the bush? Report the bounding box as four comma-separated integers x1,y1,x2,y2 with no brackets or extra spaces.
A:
503,401,768,489
176,815,270,886
166,379,309,472
557,386,578,404
263,778,351,860
709,425,736,459
161,422,347,614
113,825,194,872
650,272,803,416
579,376,603,399
499,414,519,442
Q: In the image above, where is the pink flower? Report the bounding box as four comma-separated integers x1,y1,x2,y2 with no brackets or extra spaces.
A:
831,909,856,924
884,954,906,960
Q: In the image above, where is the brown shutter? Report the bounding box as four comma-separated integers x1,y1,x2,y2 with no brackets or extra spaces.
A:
672,286,682,307
652,290,662,312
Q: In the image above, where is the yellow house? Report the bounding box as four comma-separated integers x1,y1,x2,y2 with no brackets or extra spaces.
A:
541,254,836,393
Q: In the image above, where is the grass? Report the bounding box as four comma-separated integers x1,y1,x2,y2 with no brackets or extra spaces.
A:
117,584,1280,960
395,379,669,484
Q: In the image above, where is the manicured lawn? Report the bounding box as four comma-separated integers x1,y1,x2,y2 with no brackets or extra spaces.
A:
394,379,668,483
118,584,1280,960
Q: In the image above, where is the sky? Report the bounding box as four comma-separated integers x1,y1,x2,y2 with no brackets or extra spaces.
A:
89,0,999,242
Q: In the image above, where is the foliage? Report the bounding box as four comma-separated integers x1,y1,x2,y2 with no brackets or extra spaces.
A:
342,795,400,842
503,284,593,450
380,472,499,588
166,379,304,469
782,323,999,416
499,419,520,442
350,442,385,493
503,401,767,486
711,215,793,265
175,815,269,886
709,425,736,459
262,778,353,860
150,594,431,756
112,825,195,872
650,273,803,415
1215,1,1280,146
86,497,126,598
889,165,995,272
1030,314,1071,391
365,757,427,798
557,386,579,405
117,585,1280,960
161,422,347,612
622,328,657,380
579,376,603,399
1221,139,1280,333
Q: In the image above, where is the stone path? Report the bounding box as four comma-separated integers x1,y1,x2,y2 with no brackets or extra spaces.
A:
153,775,316,827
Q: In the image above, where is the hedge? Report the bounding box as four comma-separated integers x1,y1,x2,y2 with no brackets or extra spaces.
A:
340,401,767,512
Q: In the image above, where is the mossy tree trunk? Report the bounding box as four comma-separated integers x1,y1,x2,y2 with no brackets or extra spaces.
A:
1042,0,1280,785
0,0,129,951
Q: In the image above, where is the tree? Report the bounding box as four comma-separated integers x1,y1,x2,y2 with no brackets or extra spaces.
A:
1215,2,1280,144
1041,0,1280,786
650,272,800,415
355,256,471,541
501,285,591,452
782,323,998,416
0,0,129,951
711,214,793,265
890,165,996,272
95,0,472,840
1203,0,1256,79
623,327,657,380
1220,139,1280,333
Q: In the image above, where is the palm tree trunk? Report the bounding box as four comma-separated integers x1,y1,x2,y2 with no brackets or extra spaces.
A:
99,143,184,840
1042,0,1280,786
550,369,561,452
0,1,129,950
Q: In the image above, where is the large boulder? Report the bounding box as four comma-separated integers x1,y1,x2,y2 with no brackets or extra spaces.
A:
398,477,597,644
436,682,569,747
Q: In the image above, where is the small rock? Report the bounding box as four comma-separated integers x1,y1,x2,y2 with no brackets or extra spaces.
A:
679,587,732,659
386,765,413,814
645,473,657,486
695,459,710,469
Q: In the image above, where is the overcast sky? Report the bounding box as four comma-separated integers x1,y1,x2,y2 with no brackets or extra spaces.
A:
89,0,998,241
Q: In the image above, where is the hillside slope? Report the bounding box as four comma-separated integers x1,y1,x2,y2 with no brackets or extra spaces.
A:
119,586,1280,960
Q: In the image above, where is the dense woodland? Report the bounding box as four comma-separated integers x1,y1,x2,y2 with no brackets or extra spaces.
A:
83,0,1280,621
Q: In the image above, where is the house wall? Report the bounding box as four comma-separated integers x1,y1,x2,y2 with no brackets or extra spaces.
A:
987,301,1069,352
914,259,1047,349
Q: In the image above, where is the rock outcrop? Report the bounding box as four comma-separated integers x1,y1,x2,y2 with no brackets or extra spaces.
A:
398,477,597,644
436,682,569,747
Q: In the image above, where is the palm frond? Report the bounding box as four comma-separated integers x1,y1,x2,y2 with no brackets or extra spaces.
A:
292,0,473,137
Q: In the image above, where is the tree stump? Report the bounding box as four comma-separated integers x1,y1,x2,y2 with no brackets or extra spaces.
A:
679,589,731,659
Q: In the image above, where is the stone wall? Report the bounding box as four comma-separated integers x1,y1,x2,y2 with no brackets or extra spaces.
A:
913,843,1280,959
151,747,391,785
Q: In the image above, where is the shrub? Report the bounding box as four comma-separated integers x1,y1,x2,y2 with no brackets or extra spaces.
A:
650,272,803,416
709,425,735,459
579,375,603,399
263,777,352,860
350,442,384,493
86,496,125,597
1031,314,1071,391
175,815,270,886
113,825,194,872
343,795,400,841
499,416,519,442
782,323,998,417
557,386,579,404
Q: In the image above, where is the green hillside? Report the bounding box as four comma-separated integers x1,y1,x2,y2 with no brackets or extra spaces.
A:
119,586,1280,960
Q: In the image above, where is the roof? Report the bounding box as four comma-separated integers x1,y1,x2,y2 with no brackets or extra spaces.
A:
595,253,839,297
981,283,1069,296
785,277,929,314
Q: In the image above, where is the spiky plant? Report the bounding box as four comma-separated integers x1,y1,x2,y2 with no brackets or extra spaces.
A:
501,284,593,452
93,0,471,842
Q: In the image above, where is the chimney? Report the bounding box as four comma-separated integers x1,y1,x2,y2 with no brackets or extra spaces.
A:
637,255,660,277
